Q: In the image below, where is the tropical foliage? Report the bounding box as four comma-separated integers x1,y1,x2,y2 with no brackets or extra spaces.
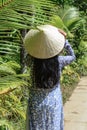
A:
51,5,87,75
0,0,58,130
0,0,87,130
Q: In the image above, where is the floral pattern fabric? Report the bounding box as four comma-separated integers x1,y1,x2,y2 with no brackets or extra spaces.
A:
26,40,76,130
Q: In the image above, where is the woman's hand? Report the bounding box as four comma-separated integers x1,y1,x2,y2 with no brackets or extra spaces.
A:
58,29,67,38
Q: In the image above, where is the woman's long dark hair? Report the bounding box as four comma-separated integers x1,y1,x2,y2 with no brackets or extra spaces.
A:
32,55,59,89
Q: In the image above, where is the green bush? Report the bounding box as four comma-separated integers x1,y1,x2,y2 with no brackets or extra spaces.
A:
61,65,80,103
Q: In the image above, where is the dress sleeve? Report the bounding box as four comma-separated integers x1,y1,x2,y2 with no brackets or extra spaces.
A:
58,40,76,68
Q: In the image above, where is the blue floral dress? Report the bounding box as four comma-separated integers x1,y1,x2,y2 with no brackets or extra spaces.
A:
26,40,76,130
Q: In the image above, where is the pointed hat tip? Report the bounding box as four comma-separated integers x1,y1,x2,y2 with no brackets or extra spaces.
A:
35,26,44,32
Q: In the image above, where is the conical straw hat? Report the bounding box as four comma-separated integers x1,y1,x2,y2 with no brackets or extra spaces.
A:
23,25,65,59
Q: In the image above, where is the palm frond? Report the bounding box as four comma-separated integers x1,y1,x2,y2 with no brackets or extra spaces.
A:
0,0,57,29
0,0,57,56
0,74,29,95
0,119,14,130
51,6,85,38
0,60,29,95
0,0,13,7
0,29,21,55
61,7,80,27
0,61,20,75
5,99,26,119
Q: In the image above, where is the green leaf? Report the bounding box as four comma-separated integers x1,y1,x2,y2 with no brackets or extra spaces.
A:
51,15,65,29
0,119,14,130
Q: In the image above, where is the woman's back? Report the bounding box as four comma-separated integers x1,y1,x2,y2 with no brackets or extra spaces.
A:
26,40,75,130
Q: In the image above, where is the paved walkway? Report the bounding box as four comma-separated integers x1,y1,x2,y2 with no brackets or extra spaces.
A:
64,76,87,130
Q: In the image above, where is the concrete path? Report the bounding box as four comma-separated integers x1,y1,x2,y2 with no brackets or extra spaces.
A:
64,76,87,130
